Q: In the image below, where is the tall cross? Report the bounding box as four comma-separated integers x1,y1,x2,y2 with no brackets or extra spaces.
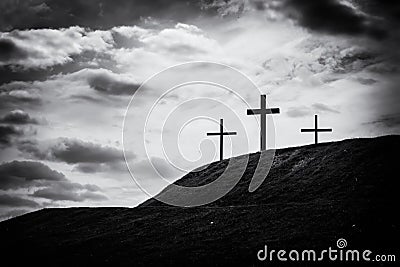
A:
206,119,237,161
247,95,280,151
301,115,332,144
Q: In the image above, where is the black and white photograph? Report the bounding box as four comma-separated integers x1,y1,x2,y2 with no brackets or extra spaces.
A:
0,0,399,266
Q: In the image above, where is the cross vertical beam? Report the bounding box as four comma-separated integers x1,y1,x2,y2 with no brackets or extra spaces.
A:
220,118,223,162
301,115,332,144
206,119,237,161
314,114,318,144
247,95,280,151
260,95,266,152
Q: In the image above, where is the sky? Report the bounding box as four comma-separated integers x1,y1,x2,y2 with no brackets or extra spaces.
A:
1,0,400,220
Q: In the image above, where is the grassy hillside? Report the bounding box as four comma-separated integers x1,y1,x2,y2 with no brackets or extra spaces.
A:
1,136,398,266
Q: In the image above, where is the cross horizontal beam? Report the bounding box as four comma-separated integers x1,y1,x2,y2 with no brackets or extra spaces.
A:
301,129,332,132
247,108,280,115
207,132,237,136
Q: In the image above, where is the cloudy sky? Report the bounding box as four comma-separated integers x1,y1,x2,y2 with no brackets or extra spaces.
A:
1,0,400,220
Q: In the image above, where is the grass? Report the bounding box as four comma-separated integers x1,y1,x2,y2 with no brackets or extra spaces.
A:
0,135,398,266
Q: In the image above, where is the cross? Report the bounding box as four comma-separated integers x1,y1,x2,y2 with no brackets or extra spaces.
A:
301,114,332,144
247,95,280,151
206,119,237,161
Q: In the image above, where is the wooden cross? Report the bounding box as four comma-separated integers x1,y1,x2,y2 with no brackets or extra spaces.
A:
301,114,332,144
206,119,237,161
247,95,280,151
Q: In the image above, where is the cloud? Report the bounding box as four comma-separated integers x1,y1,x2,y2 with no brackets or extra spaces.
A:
0,82,42,112
31,181,107,202
72,162,127,174
0,38,28,61
0,23,216,87
363,114,400,129
0,110,38,124
84,68,141,95
18,138,132,173
0,27,113,69
110,23,222,77
280,0,386,39
46,138,125,164
210,0,388,39
28,68,142,99
0,160,65,190
286,106,312,118
202,0,247,17
0,160,108,220
0,160,107,202
0,194,39,208
211,0,399,44
140,23,218,55
317,50,377,74
0,0,213,31
0,125,22,145
19,138,122,163
311,103,340,114
356,77,377,85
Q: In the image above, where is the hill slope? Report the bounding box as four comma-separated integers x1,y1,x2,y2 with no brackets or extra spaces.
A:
0,136,399,266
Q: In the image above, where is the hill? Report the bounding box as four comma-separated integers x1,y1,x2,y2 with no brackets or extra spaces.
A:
0,136,399,266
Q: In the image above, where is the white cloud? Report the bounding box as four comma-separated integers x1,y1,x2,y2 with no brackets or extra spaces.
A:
0,27,114,68
112,25,153,39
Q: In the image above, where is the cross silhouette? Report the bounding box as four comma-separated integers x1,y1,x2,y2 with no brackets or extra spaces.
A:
301,114,332,144
206,119,237,161
247,95,280,151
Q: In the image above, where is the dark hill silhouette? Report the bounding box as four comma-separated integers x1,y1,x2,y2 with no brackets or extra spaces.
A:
0,135,399,266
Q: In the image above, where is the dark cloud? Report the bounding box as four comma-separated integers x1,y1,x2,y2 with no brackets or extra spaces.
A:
0,38,28,61
0,160,107,204
363,114,400,129
0,48,119,88
73,163,100,173
16,140,46,159
87,70,141,95
281,0,387,39
49,138,125,164
0,82,42,112
18,138,132,173
0,110,38,124
0,125,22,145
286,106,311,118
68,94,107,105
73,162,127,173
311,103,340,114
355,0,400,25
0,0,215,31
0,194,40,208
0,160,65,190
31,182,107,202
318,51,377,74
356,77,378,85
0,50,115,86
222,0,400,41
